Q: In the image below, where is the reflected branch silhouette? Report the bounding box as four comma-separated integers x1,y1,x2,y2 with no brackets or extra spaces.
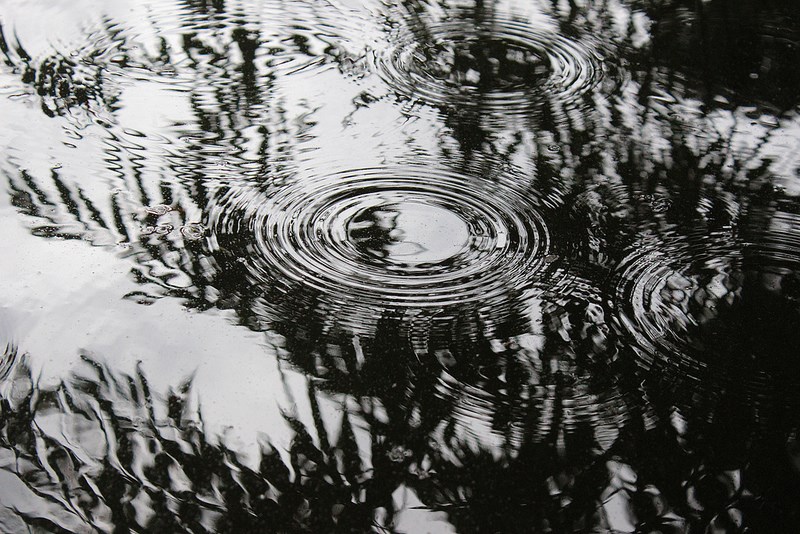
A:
1,0,800,532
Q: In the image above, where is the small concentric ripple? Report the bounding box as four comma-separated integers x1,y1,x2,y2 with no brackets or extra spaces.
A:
612,233,745,379
373,19,606,112
404,278,630,450
212,166,551,308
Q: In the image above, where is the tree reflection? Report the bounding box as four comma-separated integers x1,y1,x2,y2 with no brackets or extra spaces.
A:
1,0,800,532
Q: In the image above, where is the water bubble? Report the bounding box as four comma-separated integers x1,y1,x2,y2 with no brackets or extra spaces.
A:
144,204,173,216
650,198,672,213
180,223,207,241
140,223,174,237
156,224,174,235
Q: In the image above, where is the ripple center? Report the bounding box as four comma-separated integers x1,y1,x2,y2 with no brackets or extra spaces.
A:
344,197,470,268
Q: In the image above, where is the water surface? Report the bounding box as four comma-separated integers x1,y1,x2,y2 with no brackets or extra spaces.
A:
2,0,800,532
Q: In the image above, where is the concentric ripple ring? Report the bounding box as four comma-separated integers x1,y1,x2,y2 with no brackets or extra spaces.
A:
612,233,744,378
373,19,605,111
219,167,551,308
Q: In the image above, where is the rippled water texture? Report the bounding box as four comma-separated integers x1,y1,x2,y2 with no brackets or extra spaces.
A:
2,0,800,532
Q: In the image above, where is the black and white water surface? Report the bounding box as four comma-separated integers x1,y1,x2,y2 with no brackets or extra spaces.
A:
2,0,800,532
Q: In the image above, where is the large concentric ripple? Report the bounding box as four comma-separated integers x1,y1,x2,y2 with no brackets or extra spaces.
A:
373,19,606,113
212,166,551,309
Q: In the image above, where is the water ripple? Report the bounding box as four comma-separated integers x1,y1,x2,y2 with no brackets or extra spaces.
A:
373,19,606,113
612,232,745,380
408,279,632,449
211,166,551,309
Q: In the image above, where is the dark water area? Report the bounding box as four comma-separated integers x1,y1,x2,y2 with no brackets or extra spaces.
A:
1,0,800,532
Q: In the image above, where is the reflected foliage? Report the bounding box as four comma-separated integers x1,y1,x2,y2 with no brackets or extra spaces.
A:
2,0,800,532
2,349,799,532
1,358,378,533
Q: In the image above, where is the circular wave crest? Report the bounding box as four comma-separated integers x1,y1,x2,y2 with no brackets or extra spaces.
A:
212,166,552,309
612,233,745,379
373,19,606,113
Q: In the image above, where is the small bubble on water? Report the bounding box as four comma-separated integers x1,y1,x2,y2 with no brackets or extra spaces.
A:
387,445,412,462
180,223,207,241
650,198,672,213
144,204,173,216
155,224,174,235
